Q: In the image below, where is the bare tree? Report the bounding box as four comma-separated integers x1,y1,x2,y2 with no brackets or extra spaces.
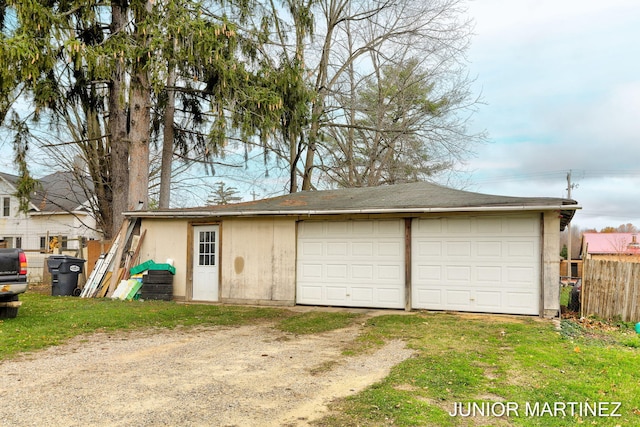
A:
264,0,481,191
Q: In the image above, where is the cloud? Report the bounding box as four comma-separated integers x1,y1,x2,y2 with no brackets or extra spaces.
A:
461,0,640,229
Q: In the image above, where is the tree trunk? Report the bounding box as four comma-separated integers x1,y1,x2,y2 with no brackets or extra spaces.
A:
107,2,129,239
86,103,112,236
158,57,176,209
127,1,152,211
128,63,151,210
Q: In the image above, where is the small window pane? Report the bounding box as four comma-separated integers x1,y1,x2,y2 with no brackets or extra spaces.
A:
198,230,217,266
3,197,9,217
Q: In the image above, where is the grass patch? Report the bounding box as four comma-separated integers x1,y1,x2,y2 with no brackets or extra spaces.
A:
4,294,640,426
276,311,361,335
0,293,358,360
317,313,640,427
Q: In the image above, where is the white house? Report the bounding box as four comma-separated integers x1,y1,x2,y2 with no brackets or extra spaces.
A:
0,171,102,250
0,171,103,282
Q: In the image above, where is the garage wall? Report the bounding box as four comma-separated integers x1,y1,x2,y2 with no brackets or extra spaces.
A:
542,211,562,317
220,217,296,304
139,219,189,299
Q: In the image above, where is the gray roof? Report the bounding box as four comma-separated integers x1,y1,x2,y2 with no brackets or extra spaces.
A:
132,181,579,229
0,171,91,213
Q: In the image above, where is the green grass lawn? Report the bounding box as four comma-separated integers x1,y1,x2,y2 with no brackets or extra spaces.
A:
2,293,639,426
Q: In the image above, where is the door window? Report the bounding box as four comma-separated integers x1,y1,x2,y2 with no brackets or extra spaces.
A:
198,231,216,266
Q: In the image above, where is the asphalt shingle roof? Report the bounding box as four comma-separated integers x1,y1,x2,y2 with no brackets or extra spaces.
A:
0,171,91,213
136,181,579,228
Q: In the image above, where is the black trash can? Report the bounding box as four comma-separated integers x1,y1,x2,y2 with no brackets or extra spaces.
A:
47,255,86,296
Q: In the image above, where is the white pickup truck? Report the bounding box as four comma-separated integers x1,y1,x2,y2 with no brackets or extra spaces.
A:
0,248,28,318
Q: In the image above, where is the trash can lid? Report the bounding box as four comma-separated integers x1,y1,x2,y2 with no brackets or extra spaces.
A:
60,256,86,263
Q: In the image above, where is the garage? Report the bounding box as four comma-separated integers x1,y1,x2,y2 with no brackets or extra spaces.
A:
296,219,405,308
411,214,541,315
130,181,578,317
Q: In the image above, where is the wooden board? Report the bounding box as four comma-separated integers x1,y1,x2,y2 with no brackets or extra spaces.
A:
96,271,113,298
108,219,137,296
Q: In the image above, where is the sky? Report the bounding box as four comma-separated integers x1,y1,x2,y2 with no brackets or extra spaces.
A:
461,0,640,231
1,1,639,230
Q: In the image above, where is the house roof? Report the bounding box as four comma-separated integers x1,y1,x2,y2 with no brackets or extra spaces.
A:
581,232,640,255
0,170,92,213
129,181,580,229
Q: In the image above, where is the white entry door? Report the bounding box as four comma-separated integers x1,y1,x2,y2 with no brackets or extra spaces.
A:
192,225,219,301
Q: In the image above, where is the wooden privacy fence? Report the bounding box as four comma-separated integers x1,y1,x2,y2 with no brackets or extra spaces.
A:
582,259,640,322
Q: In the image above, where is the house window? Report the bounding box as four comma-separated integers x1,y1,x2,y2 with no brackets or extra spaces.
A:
2,197,9,216
40,237,47,250
15,237,22,249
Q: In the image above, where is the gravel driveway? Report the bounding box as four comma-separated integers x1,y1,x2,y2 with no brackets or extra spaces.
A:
0,321,413,426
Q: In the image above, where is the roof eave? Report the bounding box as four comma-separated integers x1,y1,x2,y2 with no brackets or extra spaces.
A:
125,204,581,219
29,208,89,216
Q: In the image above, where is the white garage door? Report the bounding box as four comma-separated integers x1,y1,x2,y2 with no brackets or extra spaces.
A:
412,215,540,315
297,220,405,308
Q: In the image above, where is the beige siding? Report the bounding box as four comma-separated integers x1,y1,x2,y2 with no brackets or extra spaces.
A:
220,217,296,304
139,219,189,299
542,211,561,317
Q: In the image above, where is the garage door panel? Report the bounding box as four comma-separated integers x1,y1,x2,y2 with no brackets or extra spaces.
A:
351,286,374,303
506,292,537,310
327,242,348,256
447,241,472,257
297,220,405,309
417,265,441,281
300,263,322,278
326,286,348,302
446,266,471,282
378,264,402,280
352,242,374,256
446,290,473,307
507,266,536,285
298,285,322,302
379,241,402,257
477,266,502,282
477,241,502,257
477,217,503,233
417,218,442,233
300,221,324,236
300,241,323,256
326,264,348,279
447,218,472,233
377,287,403,302
412,215,540,315
475,291,501,309
418,241,442,256
352,220,373,233
327,222,348,235
507,241,536,257
507,217,537,233
416,288,442,305
378,219,403,234
352,264,374,280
